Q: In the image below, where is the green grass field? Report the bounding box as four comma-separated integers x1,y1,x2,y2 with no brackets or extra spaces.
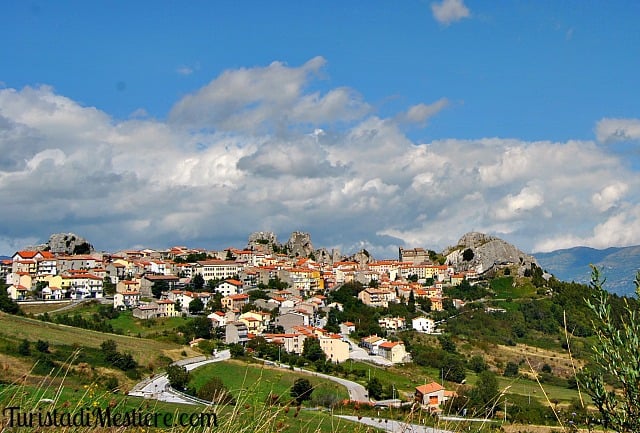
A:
0,312,199,366
188,360,349,404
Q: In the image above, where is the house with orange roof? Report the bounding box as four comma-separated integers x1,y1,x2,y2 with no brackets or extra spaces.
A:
357,287,396,308
196,259,244,282
60,272,103,299
414,382,454,412
113,291,141,309
378,341,409,364
263,333,307,355
221,293,250,310
207,311,227,328
57,255,99,272
275,311,310,333
6,284,30,300
378,316,407,332
319,334,349,363
116,279,141,294
215,279,244,297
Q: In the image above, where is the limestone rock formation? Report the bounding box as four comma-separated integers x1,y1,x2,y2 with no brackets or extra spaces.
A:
444,232,538,276
31,233,94,255
286,231,314,258
247,231,280,253
345,249,374,266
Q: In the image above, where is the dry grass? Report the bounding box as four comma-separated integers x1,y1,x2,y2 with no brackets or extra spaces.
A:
0,312,200,366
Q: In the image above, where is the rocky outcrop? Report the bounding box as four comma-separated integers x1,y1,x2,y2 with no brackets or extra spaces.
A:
345,249,374,266
24,233,95,255
48,233,94,255
286,231,314,258
247,231,280,253
444,232,538,276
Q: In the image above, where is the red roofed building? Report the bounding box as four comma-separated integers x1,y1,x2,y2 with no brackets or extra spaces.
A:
415,382,450,412
222,293,249,310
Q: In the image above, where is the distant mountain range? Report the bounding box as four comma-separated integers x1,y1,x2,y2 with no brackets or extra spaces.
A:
535,245,640,296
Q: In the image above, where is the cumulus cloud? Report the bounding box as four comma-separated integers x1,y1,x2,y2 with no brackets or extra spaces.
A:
592,182,628,212
168,56,368,132
395,98,449,126
596,118,640,143
2,59,640,257
431,0,470,25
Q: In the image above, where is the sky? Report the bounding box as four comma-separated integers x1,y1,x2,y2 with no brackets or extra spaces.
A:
1,0,640,258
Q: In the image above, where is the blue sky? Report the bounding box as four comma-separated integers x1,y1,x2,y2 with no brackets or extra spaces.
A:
1,1,639,257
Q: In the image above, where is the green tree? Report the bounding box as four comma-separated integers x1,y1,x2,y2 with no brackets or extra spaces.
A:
469,370,500,416
151,280,169,299
36,340,50,353
438,334,457,353
303,337,326,362
366,377,383,400
18,339,31,356
189,298,205,314
503,361,519,377
441,355,466,383
469,354,488,373
581,266,640,432
192,274,205,292
229,343,245,358
0,283,20,314
290,378,313,405
166,364,190,391
408,290,416,313
102,277,116,295
196,377,235,404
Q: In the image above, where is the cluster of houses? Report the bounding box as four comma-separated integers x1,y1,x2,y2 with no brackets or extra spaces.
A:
3,246,473,366
2,245,471,409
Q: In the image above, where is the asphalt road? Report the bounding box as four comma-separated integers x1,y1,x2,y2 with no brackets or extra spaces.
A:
337,415,454,433
130,350,370,404
128,350,231,405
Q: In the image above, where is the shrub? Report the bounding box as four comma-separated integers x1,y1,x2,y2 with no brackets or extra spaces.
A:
581,267,640,432
197,377,235,405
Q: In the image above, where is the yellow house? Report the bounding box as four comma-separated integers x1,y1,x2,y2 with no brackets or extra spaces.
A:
319,335,350,363
378,341,409,364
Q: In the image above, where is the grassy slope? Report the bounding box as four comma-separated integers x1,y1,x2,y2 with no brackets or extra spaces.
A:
0,312,200,366
188,359,349,403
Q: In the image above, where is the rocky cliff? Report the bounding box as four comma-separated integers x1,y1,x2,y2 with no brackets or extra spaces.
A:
24,232,94,255
444,232,538,276
285,231,315,258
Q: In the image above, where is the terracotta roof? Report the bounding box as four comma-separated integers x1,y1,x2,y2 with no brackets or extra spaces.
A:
415,382,444,395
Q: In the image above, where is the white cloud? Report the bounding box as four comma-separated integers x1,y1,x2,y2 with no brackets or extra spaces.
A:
596,118,640,143
395,99,449,126
592,182,628,212
168,56,366,132
2,60,640,258
493,185,544,221
431,0,470,25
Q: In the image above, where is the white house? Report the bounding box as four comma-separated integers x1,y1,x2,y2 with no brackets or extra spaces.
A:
215,279,244,297
412,316,436,334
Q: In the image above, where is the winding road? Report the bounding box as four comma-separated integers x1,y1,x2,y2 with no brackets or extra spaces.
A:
129,350,369,405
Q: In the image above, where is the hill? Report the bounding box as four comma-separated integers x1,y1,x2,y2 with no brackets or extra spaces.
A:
535,245,640,295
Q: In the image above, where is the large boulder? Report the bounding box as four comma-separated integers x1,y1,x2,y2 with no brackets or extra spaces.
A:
445,232,538,276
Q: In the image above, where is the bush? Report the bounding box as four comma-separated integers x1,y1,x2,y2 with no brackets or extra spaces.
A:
196,377,235,405
503,361,519,377
581,267,640,432
18,339,30,356
290,378,313,405
166,364,190,391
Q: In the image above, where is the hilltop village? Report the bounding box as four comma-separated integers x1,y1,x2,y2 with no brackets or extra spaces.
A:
3,231,535,372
